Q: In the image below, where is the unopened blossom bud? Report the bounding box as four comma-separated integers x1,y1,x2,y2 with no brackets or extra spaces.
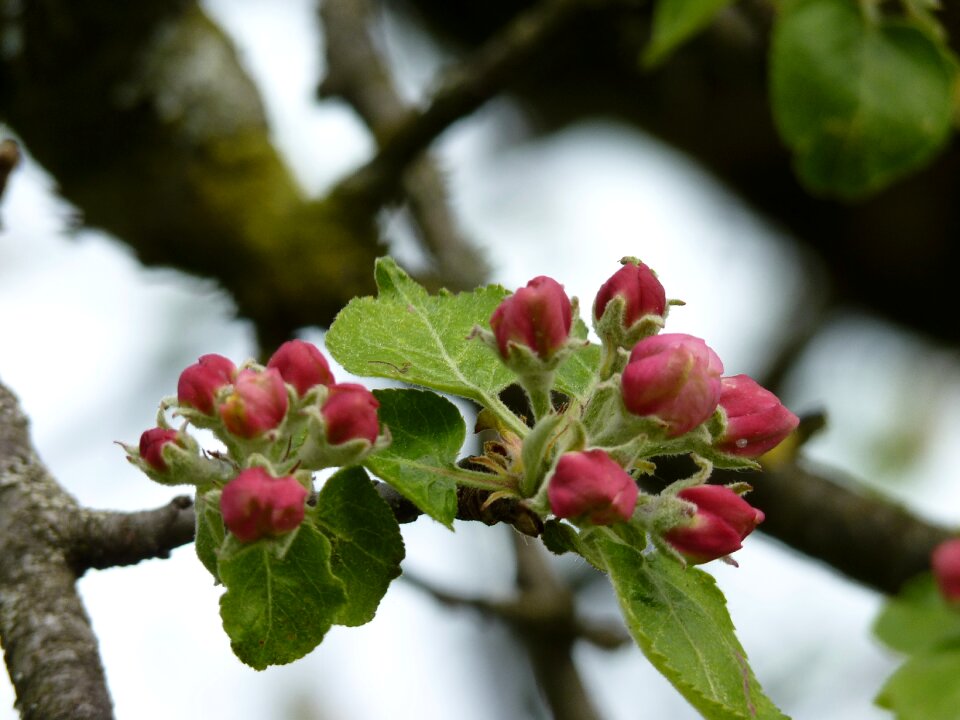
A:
665,485,764,564
138,427,180,472
322,383,380,445
548,449,638,525
932,538,960,603
490,276,572,360
594,260,666,328
267,339,335,396
715,375,799,457
220,467,308,543
219,368,288,438
621,333,723,436
177,354,237,414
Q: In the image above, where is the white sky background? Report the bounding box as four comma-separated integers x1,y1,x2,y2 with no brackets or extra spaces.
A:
2,0,960,717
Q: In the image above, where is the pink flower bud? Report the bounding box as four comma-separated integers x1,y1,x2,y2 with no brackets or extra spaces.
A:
621,333,723,436
220,467,308,542
594,261,666,327
321,383,380,445
665,485,764,564
219,368,288,438
715,375,799,457
548,449,638,525
932,539,960,603
490,276,572,360
267,339,335,396
177,354,237,414
138,427,180,472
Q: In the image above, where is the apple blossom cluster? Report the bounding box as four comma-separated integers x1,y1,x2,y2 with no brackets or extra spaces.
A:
125,340,387,543
477,258,798,564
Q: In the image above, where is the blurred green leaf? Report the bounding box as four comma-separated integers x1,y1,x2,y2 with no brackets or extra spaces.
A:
874,574,960,654
770,0,956,197
645,0,735,67
314,466,405,627
876,647,960,720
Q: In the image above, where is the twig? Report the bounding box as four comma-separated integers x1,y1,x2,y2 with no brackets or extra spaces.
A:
510,534,604,720
0,380,114,720
69,497,196,574
319,0,490,289
330,0,605,206
404,534,617,720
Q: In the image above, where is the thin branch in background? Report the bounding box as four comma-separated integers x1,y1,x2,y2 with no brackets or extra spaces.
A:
404,531,629,720
328,0,606,207
319,0,490,289
0,380,115,720
648,452,953,596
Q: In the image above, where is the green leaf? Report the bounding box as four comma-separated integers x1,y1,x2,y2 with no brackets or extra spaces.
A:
770,0,957,198
874,574,960,655
314,466,405,627
876,647,960,720
326,257,522,433
219,523,347,669
195,489,225,582
592,536,788,719
364,388,465,527
554,318,601,402
645,0,735,67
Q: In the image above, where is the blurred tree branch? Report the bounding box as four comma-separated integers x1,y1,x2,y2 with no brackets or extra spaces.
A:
319,0,489,289
0,2,384,349
403,533,628,720
330,0,607,207
389,0,960,346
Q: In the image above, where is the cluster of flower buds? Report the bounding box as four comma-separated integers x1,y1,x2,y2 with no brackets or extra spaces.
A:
931,538,960,604
480,257,798,563
126,340,387,543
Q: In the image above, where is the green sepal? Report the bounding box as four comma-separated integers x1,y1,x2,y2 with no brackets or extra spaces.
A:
593,291,666,377
123,430,234,489
296,402,389,471
520,412,585,498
